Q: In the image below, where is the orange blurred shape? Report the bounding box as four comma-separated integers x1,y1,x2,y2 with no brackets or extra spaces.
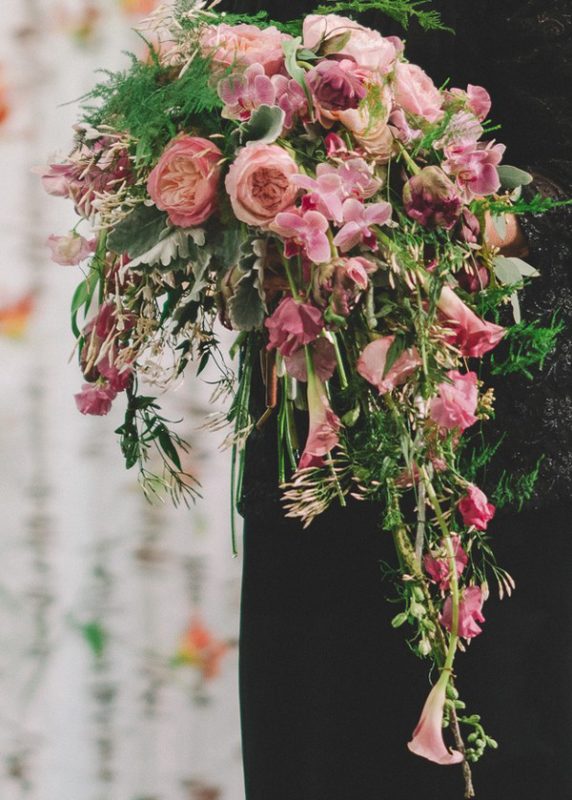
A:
0,292,35,338
0,69,10,126
120,0,158,15
55,3,102,43
177,617,228,680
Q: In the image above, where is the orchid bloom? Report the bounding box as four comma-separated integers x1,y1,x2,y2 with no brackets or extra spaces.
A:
293,172,346,223
333,198,393,252
272,208,331,263
319,158,381,200
298,351,342,469
443,139,506,199
408,672,464,765
218,63,276,120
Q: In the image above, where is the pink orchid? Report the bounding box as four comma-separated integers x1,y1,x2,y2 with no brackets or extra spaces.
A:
444,139,506,199
74,382,117,416
342,256,376,289
430,370,478,432
333,198,392,252
47,233,96,266
324,133,348,158
424,534,468,592
458,484,496,530
441,585,485,639
294,172,346,222
357,335,421,394
218,63,276,120
466,84,492,121
272,75,308,130
408,674,464,765
437,285,505,357
265,296,323,357
271,209,331,263
284,337,336,382
320,158,381,200
298,357,342,469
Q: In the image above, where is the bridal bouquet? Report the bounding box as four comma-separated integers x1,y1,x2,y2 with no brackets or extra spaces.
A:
42,1,561,795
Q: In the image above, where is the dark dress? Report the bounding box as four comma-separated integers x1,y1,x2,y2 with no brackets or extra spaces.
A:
221,1,572,797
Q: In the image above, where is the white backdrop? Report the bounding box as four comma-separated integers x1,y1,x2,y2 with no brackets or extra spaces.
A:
0,3,243,799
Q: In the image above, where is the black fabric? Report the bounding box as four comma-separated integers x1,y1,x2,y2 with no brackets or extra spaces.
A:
215,1,572,796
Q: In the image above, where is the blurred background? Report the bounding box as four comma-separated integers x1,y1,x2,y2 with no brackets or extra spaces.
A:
0,2,243,799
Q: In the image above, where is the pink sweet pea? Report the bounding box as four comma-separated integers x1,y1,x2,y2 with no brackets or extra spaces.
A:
218,63,276,121
333,198,392,252
325,133,348,158
97,354,133,393
284,337,336,382
441,585,485,639
357,335,421,394
458,484,496,530
298,359,342,469
408,674,464,765
74,383,117,416
388,107,422,144
265,296,323,357
271,209,331,263
47,233,96,265
467,84,492,121
424,534,468,592
437,285,505,357
430,370,478,432
444,139,506,199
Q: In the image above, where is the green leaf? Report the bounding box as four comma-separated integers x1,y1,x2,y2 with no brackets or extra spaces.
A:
497,165,533,190
107,204,169,258
239,104,286,145
391,612,408,628
228,271,266,331
80,620,107,658
128,227,205,268
494,255,539,286
383,334,405,377
282,37,314,110
490,214,507,241
510,291,521,324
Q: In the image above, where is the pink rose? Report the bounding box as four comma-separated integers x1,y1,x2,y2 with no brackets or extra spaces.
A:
394,62,444,123
265,297,323,357
446,85,491,122
303,14,398,74
147,136,222,227
424,534,468,592
437,285,505,357
430,370,478,432
200,23,289,76
408,675,464,765
284,337,336,382
298,365,342,470
458,484,495,530
333,83,394,158
441,585,485,639
225,143,299,228
47,233,96,265
74,383,116,416
357,335,421,394
307,59,368,120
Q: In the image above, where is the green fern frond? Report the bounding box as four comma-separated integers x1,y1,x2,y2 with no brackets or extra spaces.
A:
312,0,451,31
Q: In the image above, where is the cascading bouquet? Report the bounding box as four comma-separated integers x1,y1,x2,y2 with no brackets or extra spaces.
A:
42,1,564,795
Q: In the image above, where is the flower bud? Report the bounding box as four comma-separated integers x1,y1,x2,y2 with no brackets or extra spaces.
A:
403,166,462,230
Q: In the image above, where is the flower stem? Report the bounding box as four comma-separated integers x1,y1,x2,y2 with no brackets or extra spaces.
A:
281,254,300,300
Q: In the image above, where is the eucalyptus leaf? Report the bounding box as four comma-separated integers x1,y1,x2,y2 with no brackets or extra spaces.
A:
510,291,522,324
228,271,266,331
107,204,169,258
497,165,534,190
490,214,507,241
282,37,313,110
494,255,539,286
239,104,286,145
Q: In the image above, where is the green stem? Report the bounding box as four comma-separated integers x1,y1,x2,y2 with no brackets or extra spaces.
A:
326,331,349,390
281,254,300,300
397,141,421,176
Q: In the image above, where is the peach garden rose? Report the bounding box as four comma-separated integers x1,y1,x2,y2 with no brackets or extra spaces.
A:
200,23,289,76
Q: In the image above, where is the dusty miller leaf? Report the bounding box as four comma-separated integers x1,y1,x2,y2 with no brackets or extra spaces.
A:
497,165,533,190
239,104,285,145
107,204,169,257
228,270,266,331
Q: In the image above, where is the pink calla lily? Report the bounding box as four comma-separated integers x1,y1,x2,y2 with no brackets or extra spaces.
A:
298,353,342,469
408,674,464,765
437,285,505,357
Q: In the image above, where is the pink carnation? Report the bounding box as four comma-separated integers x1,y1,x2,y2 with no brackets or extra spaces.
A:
458,484,496,530
424,535,468,592
441,585,485,639
430,370,478,432
302,14,398,74
265,297,323,357
47,233,96,266
200,23,288,76
357,335,421,394
74,383,116,416
394,62,443,123
437,285,505,357
147,136,222,227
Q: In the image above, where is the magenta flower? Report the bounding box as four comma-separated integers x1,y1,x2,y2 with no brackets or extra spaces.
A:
265,296,323,357
284,337,336,382
307,58,368,117
74,383,116,416
47,233,96,266
408,674,464,765
444,139,506,199
97,354,133,393
430,370,478,432
333,198,392,252
456,263,490,294
218,63,276,121
437,285,505,357
271,209,331,263
403,166,462,230
424,535,468,592
458,484,496,531
298,359,342,469
271,75,308,130
357,336,421,394
324,133,348,158
441,585,485,639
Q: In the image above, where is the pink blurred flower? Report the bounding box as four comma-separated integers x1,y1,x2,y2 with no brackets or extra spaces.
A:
388,107,422,144
403,166,462,230
357,335,421,394
265,297,323,357
408,674,464,765
430,370,478,432
218,63,276,120
200,23,289,76
437,285,505,357
302,14,398,74
458,484,496,530
47,233,96,265
147,136,222,227
284,337,336,382
441,585,485,639
394,62,444,123
307,59,368,121
298,362,342,470
74,383,116,416
424,534,468,592
444,139,506,199
226,143,299,228
333,198,392,252
272,75,308,130
271,208,331,263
